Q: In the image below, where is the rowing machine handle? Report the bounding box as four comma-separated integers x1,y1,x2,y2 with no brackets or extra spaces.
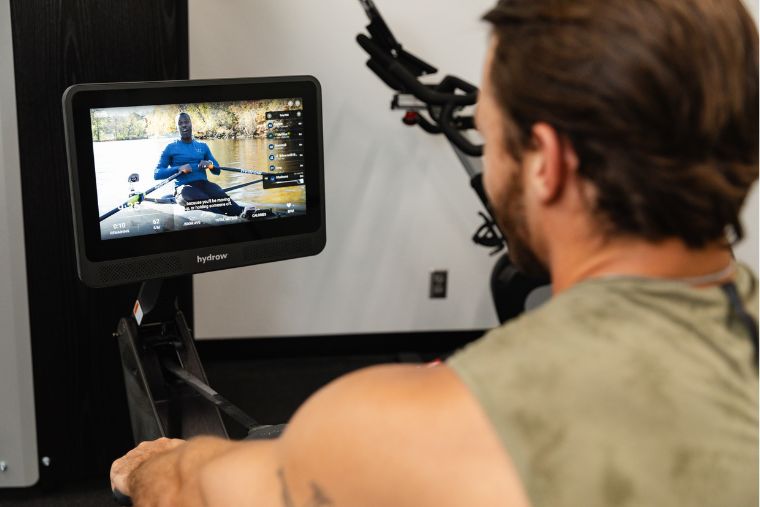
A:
113,488,133,506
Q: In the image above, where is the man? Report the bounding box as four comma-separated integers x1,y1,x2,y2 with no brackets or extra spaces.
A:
112,1,758,505
155,112,244,216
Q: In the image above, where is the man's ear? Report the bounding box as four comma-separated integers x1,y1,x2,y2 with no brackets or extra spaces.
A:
527,123,578,204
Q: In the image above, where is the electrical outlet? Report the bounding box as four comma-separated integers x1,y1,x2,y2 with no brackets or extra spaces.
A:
430,270,448,298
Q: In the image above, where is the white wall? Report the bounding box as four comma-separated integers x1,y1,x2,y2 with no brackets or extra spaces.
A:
191,0,500,338
191,0,760,339
736,0,759,273
746,0,759,20
0,0,39,487
736,187,758,272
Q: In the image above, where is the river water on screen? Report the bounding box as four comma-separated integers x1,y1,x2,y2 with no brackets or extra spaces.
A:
93,137,306,213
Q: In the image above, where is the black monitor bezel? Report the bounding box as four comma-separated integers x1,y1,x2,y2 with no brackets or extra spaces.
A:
64,76,323,264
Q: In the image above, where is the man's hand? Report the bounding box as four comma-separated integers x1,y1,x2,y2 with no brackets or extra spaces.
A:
179,164,193,174
198,160,214,171
110,437,185,497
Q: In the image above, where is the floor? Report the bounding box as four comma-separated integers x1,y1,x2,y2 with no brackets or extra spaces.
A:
0,481,113,507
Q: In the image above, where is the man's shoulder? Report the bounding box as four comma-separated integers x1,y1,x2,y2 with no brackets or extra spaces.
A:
447,279,653,391
452,270,748,362
460,282,611,351
448,271,759,428
279,364,530,507
448,274,760,507
449,299,567,381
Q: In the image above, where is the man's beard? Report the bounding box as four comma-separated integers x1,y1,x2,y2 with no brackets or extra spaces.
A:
491,169,550,279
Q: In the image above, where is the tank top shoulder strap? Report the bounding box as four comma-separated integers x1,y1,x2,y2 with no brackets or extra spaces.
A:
720,282,759,367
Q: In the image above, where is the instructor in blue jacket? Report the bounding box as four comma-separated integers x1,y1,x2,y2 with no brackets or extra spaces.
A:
155,112,244,216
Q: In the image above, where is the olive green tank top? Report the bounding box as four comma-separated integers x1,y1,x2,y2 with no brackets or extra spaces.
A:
449,264,758,507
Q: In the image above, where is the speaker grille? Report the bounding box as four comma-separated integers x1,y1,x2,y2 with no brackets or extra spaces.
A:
97,255,182,284
243,237,314,262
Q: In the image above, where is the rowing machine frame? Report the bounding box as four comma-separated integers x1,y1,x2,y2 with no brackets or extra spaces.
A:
115,277,284,445
115,277,227,442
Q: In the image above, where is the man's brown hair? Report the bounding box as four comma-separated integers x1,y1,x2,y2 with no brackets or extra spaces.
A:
484,0,759,247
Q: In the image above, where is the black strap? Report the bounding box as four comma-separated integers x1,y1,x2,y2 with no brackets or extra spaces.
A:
720,282,759,367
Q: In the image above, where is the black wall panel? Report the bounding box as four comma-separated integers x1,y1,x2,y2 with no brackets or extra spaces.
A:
9,0,189,484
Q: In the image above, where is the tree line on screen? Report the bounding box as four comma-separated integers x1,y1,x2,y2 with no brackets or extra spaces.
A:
91,99,294,142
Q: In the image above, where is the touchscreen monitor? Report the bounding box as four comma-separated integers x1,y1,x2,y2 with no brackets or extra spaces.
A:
63,77,325,287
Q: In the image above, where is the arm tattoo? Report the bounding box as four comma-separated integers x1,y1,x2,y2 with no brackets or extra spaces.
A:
278,468,334,507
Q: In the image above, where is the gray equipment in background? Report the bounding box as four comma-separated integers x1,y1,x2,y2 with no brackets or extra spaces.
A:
0,0,38,489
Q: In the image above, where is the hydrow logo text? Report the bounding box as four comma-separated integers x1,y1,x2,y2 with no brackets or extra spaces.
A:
197,253,229,264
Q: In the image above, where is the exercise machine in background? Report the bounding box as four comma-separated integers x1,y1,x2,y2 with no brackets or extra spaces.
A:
356,0,550,323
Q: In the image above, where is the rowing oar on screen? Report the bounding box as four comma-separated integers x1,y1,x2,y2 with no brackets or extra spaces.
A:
213,165,270,176
222,179,263,193
98,165,267,222
98,172,181,222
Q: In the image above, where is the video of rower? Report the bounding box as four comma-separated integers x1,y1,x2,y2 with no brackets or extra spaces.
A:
92,98,307,240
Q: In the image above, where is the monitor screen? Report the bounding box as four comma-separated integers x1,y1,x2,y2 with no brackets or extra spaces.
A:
93,99,307,240
63,77,325,287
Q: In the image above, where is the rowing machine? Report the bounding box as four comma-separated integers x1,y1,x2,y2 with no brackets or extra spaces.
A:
63,77,325,505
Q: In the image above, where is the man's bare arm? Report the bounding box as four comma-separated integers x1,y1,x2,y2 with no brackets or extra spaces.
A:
116,364,530,507
198,364,530,507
